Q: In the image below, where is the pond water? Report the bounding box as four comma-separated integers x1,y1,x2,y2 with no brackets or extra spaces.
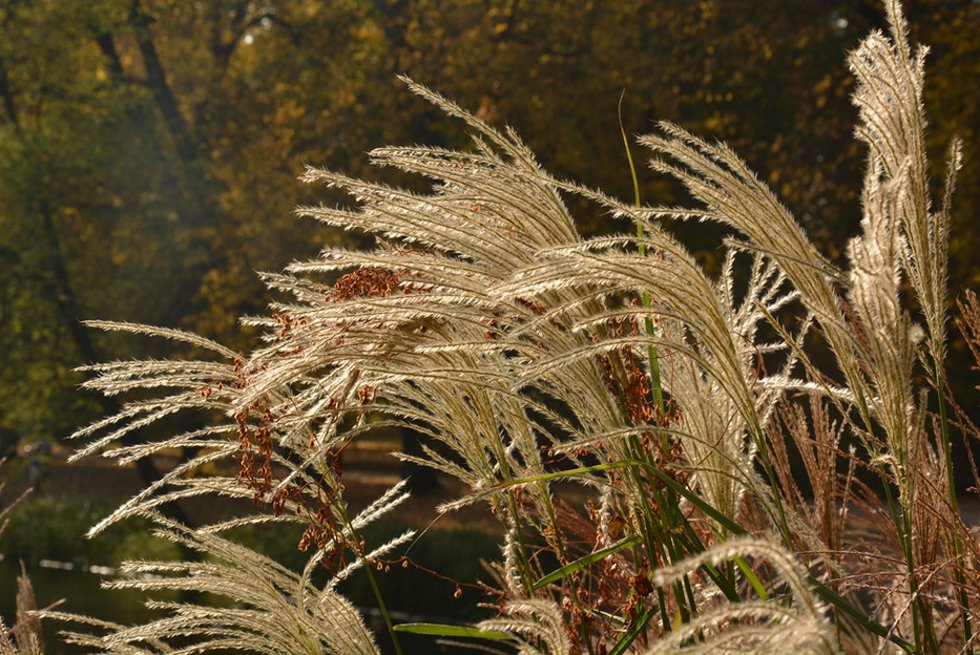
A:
0,558,176,654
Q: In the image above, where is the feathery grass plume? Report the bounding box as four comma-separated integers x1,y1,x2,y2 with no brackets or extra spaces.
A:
846,149,921,507
293,77,792,643
844,10,959,581
41,507,413,655
840,1,973,646
66,317,416,651
478,599,571,655
849,0,954,363
59,1,976,652
634,1,978,650
68,321,244,535
498,215,805,529
639,536,840,655
0,566,43,655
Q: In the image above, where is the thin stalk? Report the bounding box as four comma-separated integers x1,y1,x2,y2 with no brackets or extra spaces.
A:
334,500,405,655
906,497,934,652
363,560,404,655
933,359,973,645
619,90,665,414
875,463,929,654
537,480,597,655
619,91,695,631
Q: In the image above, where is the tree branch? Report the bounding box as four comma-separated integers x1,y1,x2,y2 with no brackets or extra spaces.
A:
95,32,125,77
215,9,301,72
128,0,201,166
0,57,21,129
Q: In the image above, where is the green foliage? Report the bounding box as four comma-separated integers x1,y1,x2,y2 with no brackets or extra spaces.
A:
1,0,978,452
219,520,310,572
0,497,180,566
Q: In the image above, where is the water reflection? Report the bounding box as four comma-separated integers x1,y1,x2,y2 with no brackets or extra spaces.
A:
0,558,176,654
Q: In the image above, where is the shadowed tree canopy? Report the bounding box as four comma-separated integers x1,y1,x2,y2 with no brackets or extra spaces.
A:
0,0,976,447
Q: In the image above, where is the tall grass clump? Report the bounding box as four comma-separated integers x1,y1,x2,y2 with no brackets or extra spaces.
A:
29,1,977,653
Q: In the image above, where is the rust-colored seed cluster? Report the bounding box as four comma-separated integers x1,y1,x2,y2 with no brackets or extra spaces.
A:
357,385,377,405
328,267,403,302
621,347,654,426
237,267,413,563
595,315,655,426
235,397,275,506
594,314,680,430
294,449,349,569
232,364,348,568
273,312,310,338
515,296,547,315
234,397,348,567
228,266,415,567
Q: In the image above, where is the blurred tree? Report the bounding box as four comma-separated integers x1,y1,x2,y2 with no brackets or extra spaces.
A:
0,0,975,454
0,0,129,442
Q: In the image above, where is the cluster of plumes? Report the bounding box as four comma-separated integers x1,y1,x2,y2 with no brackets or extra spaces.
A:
43,511,410,655
52,1,977,653
54,315,414,653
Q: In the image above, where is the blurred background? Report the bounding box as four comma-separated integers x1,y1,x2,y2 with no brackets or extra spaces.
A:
0,0,977,642
0,0,977,455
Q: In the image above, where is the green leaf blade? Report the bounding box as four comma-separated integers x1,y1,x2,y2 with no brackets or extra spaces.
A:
392,623,514,641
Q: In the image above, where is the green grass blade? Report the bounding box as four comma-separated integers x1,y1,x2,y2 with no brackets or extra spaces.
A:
392,623,514,641
619,89,666,414
733,555,768,601
618,89,642,208
609,607,656,655
487,459,644,489
533,535,642,590
809,583,914,653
